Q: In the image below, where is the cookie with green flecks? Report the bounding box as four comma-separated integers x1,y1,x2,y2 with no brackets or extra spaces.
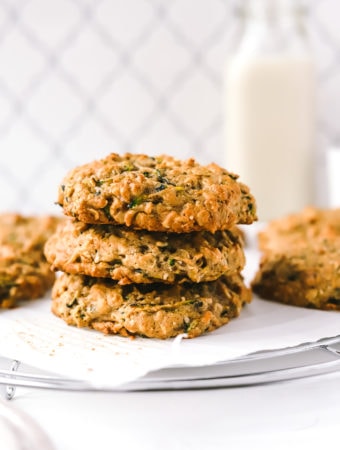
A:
57,153,257,233
0,213,62,308
252,207,340,311
51,271,252,339
252,238,340,310
44,219,246,284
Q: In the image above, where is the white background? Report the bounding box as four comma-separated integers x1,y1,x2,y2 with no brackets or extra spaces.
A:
0,0,339,213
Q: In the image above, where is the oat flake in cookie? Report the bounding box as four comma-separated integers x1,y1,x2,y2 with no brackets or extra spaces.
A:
44,219,246,284
52,272,251,339
0,213,62,308
57,153,257,233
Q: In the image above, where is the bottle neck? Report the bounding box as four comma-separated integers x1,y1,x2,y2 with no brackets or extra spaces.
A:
239,0,309,56
246,0,302,23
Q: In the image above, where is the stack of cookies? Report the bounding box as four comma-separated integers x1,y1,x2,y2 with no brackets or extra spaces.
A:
44,153,257,339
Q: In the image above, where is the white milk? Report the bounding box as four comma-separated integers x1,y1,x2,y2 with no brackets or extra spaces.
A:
226,55,316,222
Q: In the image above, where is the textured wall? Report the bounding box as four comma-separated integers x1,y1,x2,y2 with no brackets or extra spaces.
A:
0,0,338,213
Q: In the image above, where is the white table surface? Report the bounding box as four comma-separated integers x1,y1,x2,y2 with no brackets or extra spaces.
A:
2,370,340,450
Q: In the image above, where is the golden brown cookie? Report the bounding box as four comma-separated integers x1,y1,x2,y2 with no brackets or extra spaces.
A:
44,219,246,284
252,207,340,310
52,272,252,339
258,206,340,253
57,153,257,233
252,239,340,310
0,213,62,308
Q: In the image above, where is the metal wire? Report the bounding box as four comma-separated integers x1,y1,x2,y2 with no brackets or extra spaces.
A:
1,335,340,398
6,360,20,400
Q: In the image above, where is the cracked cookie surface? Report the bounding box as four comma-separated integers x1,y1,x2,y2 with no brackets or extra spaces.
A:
57,153,257,233
44,219,246,284
52,272,252,339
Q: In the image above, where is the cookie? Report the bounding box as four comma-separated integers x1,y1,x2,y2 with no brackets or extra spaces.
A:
252,239,340,310
52,272,252,339
0,213,62,308
258,206,340,253
57,153,257,233
0,256,56,308
252,207,340,310
44,219,246,284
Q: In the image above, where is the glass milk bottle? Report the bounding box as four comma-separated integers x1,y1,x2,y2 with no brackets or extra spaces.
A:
225,0,316,222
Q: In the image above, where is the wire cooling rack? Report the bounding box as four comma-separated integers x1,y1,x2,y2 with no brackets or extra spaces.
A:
1,335,340,399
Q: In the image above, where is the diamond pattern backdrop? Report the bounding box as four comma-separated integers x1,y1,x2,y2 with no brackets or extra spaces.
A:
0,0,338,213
